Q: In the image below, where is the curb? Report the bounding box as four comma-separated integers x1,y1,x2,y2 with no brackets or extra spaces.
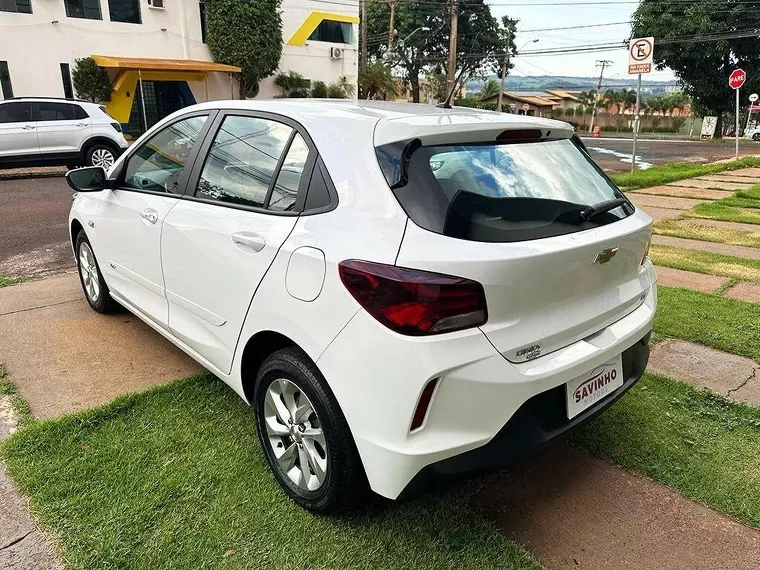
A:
0,169,67,181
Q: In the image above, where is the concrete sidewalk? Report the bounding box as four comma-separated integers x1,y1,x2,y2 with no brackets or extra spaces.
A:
0,274,201,419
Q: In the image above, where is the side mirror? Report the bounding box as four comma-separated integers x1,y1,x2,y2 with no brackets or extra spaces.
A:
66,166,107,192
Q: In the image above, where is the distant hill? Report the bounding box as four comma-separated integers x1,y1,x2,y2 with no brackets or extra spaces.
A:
467,75,681,95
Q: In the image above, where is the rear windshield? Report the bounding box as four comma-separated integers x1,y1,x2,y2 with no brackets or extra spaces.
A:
378,138,632,243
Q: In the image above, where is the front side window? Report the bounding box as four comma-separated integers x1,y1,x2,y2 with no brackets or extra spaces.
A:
38,102,80,121
196,115,293,209
0,61,13,99
108,0,140,23
0,0,32,14
380,138,630,243
64,0,102,20
0,102,31,123
123,115,208,193
308,20,353,43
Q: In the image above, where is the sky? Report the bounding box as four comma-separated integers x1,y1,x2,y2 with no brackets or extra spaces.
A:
487,0,677,83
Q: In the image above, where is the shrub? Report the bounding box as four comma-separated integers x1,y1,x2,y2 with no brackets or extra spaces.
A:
311,81,328,98
71,57,112,103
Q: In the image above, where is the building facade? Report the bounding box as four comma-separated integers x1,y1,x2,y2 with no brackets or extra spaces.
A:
0,0,358,132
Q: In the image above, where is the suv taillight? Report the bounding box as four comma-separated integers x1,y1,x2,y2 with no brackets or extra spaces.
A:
110,122,122,133
338,260,487,336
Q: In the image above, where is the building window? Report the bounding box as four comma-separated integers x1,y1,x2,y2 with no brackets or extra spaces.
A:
108,0,140,24
308,20,353,44
60,63,74,99
64,0,102,19
199,2,206,43
0,0,32,13
0,61,13,99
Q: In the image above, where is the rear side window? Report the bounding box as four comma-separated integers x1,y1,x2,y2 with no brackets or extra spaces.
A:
379,138,631,243
38,102,81,121
195,115,293,209
0,102,30,123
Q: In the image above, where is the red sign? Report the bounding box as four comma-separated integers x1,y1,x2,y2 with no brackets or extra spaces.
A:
729,69,747,90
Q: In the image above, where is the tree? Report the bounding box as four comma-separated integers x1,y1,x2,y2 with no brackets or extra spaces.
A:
633,0,760,134
553,107,565,118
71,57,112,103
366,0,509,103
478,79,501,100
359,61,398,100
205,0,282,99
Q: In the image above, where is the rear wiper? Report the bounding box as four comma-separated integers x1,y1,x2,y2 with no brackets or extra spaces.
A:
580,198,629,221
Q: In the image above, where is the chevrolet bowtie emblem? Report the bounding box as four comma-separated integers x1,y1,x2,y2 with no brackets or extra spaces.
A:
593,247,619,264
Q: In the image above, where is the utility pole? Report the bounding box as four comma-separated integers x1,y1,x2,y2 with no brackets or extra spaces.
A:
360,0,368,80
387,0,396,53
497,26,512,112
588,59,613,134
446,0,459,97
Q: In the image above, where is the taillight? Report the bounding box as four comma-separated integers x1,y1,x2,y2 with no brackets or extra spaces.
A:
338,260,487,336
110,122,122,132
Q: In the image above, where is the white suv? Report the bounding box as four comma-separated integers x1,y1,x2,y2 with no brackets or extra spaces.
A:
66,100,656,513
0,98,129,170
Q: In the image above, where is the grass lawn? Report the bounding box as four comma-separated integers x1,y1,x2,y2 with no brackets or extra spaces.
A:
692,184,760,225
1,375,539,570
609,157,760,190
654,219,760,248
650,244,760,283
0,276,25,288
0,363,31,427
575,372,760,528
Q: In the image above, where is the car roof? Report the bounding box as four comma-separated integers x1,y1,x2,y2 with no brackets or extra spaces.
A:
184,99,574,146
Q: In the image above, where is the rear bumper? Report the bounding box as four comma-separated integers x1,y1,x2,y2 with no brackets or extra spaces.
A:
398,332,649,498
317,268,657,500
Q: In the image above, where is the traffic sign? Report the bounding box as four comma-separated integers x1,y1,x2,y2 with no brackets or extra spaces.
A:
628,37,654,75
729,69,746,90
750,93,759,103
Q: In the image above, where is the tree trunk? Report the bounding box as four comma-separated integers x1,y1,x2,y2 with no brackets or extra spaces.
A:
238,75,246,100
410,75,420,103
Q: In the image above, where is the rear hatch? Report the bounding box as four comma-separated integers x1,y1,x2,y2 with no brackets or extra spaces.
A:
379,122,653,362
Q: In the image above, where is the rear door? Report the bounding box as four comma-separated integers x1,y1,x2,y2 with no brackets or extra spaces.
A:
35,101,91,155
390,136,653,362
0,102,37,157
161,112,313,373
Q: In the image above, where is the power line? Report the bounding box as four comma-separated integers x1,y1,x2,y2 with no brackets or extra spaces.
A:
520,21,630,33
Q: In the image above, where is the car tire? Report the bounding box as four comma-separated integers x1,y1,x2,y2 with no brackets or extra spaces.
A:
753,133,760,142
254,347,368,513
85,143,118,169
75,230,119,314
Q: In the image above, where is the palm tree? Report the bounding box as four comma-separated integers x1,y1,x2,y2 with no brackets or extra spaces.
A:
477,79,502,100
359,61,398,100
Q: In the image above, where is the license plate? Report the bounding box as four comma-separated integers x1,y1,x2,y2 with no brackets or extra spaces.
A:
566,355,624,419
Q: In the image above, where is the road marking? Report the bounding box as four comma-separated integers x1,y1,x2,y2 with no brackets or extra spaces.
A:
587,146,654,169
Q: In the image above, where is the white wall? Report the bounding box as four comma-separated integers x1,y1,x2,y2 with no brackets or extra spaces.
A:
0,0,358,101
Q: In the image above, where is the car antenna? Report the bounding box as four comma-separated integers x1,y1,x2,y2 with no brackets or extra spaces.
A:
436,67,467,109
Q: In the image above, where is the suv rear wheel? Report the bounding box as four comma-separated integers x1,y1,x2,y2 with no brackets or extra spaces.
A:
254,347,368,513
86,143,117,169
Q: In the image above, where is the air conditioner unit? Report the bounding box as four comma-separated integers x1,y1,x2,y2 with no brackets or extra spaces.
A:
330,47,343,60
147,0,165,9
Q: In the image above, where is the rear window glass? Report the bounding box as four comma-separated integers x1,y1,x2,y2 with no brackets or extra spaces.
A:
380,138,631,243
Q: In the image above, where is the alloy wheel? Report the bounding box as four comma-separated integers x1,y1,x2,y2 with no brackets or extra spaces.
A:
263,378,328,491
78,242,100,303
91,148,115,168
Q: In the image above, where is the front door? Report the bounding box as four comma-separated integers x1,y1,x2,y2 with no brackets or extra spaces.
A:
35,101,91,155
0,101,37,157
97,113,212,328
162,113,312,373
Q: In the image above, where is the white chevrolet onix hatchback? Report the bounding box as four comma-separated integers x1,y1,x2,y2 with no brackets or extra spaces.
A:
66,100,656,513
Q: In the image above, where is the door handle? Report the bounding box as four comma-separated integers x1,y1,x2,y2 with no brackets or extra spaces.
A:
76,123,87,127
231,232,266,253
21,125,35,130
139,209,158,225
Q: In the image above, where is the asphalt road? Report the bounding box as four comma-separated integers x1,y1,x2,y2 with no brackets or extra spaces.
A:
582,136,760,171
0,177,75,279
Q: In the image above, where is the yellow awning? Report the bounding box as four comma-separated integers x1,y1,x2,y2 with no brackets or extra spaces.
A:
91,55,241,74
